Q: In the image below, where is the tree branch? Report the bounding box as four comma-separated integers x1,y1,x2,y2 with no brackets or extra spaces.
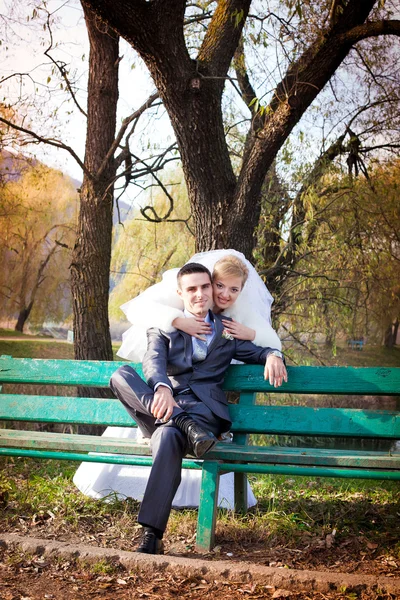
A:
338,19,400,46
233,37,258,117
0,117,90,179
42,9,87,118
82,0,188,69
198,0,251,77
98,91,159,178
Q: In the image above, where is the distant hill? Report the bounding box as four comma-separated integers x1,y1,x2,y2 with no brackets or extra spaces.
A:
0,150,36,181
0,150,130,222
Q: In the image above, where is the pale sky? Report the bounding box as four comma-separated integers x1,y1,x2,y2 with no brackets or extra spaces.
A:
1,0,174,190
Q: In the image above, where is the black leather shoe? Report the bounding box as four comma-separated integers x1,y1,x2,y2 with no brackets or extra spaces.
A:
136,528,164,554
186,422,217,458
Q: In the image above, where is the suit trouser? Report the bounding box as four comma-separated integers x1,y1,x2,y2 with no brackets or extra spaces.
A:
110,365,222,533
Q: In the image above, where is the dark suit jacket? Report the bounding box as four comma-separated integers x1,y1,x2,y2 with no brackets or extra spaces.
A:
143,311,276,429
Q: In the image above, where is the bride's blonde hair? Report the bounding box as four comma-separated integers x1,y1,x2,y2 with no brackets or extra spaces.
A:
212,255,249,289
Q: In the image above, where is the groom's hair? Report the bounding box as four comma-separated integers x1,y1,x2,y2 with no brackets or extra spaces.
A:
177,263,212,288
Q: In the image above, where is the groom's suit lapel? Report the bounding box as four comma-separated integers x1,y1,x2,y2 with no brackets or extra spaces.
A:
206,312,231,355
177,329,193,365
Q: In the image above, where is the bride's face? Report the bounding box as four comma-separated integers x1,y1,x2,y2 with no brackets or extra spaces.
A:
212,275,243,311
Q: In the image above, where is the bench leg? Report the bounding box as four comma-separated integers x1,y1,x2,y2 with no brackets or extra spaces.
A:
196,461,220,552
234,472,248,514
232,392,255,515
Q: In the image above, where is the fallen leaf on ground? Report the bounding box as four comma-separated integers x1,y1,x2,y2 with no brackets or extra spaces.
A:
272,589,291,598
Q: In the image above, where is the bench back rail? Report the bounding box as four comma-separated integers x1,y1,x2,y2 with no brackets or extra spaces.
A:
1,357,400,394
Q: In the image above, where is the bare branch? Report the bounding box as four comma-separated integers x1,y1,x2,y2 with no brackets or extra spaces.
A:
0,117,90,178
98,91,159,178
233,37,259,118
42,9,88,118
280,324,327,366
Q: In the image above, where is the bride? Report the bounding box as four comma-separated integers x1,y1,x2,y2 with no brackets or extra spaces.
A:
73,249,281,509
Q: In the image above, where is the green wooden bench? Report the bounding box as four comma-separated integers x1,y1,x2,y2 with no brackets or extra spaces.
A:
0,356,399,552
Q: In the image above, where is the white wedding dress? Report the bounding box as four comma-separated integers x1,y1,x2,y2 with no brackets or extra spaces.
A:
73,249,281,509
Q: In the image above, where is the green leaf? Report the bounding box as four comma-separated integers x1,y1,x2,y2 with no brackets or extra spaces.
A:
231,8,244,28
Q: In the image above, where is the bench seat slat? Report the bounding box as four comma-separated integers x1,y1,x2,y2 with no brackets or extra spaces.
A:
0,447,201,469
0,430,150,455
1,430,398,470
1,358,400,395
212,462,400,481
208,443,400,469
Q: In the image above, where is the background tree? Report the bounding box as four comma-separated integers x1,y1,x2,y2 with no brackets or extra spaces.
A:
2,0,400,362
82,0,400,258
270,158,400,355
0,2,167,364
0,162,77,331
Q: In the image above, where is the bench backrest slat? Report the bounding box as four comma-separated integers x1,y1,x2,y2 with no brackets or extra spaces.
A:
0,394,134,426
1,358,400,394
229,405,400,438
2,394,399,439
0,358,135,387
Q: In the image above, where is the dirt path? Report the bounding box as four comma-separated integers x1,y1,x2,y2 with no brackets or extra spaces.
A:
1,534,399,600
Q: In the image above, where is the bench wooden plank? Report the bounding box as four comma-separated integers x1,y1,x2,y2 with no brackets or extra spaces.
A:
1,430,398,469
0,394,134,426
1,357,400,394
210,444,400,468
229,405,400,438
0,429,151,455
0,358,135,386
2,395,399,439
225,365,400,394
0,447,201,469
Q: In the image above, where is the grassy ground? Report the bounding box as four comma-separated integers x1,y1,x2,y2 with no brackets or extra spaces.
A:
0,330,121,360
0,456,399,577
1,327,399,366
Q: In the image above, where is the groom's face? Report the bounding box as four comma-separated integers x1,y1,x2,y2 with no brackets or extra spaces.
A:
177,272,213,318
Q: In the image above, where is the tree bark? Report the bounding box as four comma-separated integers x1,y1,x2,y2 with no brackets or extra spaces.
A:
70,5,119,363
80,1,393,260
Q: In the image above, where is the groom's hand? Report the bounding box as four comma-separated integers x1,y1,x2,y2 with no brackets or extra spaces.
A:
264,355,288,388
152,385,179,421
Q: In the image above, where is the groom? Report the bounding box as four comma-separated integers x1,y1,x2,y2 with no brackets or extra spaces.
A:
110,262,287,554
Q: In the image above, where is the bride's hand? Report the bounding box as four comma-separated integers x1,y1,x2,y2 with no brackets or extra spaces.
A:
172,316,212,340
221,318,255,341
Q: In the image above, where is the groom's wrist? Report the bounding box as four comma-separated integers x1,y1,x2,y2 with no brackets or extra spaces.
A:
154,382,173,394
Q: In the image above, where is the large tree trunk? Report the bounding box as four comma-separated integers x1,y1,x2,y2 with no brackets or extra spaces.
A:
70,5,119,363
81,0,384,260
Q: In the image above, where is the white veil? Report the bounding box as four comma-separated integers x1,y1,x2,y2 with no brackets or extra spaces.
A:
189,249,273,325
